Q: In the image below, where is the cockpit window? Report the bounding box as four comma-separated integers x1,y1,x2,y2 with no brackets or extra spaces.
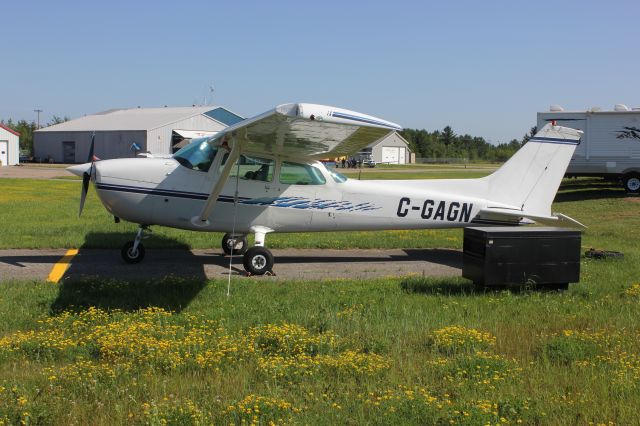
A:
329,170,348,183
280,162,326,185
220,154,275,182
173,137,217,172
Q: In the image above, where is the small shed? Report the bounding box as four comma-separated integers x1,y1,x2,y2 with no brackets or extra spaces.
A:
363,131,413,164
0,125,20,166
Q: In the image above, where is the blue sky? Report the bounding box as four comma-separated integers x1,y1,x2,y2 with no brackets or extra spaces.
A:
2,0,639,143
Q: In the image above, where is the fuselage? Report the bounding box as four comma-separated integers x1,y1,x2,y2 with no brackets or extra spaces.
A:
90,155,497,234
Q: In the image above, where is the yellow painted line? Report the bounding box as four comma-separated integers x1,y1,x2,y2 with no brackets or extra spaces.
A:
47,249,79,283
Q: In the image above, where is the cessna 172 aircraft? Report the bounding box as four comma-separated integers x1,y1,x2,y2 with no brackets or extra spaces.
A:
68,103,584,275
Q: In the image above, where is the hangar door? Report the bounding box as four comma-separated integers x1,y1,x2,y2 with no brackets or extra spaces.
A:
0,141,7,166
62,141,75,163
382,146,404,164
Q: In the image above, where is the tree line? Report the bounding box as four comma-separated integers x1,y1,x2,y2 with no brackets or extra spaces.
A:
0,116,69,156
400,125,537,162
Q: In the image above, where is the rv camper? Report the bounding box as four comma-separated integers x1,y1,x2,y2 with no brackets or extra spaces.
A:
538,104,640,193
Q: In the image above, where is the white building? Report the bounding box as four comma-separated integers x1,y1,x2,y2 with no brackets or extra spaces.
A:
34,106,243,163
0,125,20,166
361,131,413,164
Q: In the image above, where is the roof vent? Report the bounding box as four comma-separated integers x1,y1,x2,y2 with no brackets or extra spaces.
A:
549,105,564,112
614,104,630,112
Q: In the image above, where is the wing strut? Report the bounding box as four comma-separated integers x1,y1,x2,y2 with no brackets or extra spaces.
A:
191,137,242,227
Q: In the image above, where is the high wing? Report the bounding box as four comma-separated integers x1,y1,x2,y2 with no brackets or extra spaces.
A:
192,103,402,226
217,103,401,159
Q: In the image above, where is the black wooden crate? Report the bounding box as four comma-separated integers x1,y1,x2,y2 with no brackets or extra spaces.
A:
462,227,581,287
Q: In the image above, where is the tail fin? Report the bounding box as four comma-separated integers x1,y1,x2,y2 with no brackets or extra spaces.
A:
484,123,582,217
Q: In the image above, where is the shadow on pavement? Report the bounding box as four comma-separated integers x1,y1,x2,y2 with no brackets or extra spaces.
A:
271,248,461,269
0,253,62,268
51,232,207,313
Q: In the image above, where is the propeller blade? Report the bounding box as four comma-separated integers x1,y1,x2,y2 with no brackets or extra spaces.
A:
87,133,95,163
79,172,90,217
78,132,96,216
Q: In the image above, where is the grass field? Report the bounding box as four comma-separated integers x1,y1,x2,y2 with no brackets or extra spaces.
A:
0,172,639,424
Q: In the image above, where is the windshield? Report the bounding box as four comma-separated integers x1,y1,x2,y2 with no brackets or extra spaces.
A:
173,137,218,172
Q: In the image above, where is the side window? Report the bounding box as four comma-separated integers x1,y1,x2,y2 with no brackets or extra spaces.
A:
220,154,275,182
279,162,326,185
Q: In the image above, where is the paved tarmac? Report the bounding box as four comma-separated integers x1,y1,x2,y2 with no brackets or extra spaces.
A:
0,165,75,179
0,248,462,282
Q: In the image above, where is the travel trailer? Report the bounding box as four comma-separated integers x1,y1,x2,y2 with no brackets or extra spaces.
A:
538,104,640,193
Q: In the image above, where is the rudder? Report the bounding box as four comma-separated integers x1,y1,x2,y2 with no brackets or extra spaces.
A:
484,124,582,216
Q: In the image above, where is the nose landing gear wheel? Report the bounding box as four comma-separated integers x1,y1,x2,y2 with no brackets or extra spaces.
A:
222,233,248,256
243,246,274,275
121,241,145,264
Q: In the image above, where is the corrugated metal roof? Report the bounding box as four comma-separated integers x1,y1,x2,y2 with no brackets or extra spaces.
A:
35,106,234,132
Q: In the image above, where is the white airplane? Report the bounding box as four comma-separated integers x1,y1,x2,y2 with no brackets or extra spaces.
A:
68,103,584,275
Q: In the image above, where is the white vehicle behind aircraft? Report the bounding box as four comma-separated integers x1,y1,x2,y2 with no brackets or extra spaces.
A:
68,103,584,275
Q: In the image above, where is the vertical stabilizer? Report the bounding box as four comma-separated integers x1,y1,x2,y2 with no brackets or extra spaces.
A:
484,124,582,216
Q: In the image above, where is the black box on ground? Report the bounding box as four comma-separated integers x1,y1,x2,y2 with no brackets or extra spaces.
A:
462,227,581,288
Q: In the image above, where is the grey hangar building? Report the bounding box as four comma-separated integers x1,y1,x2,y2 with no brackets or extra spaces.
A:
33,106,243,163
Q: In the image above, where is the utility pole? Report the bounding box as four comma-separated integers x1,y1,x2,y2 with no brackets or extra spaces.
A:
34,109,43,128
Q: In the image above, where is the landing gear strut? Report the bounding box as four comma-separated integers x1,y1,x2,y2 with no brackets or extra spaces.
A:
121,225,149,264
241,226,274,276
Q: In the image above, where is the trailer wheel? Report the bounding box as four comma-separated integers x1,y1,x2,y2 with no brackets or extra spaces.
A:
622,174,640,193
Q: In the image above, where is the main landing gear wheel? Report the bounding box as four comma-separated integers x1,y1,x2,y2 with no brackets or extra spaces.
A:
121,241,145,264
222,233,248,256
243,246,274,276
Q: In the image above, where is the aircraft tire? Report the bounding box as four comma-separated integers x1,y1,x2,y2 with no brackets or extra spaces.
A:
622,173,640,193
243,247,274,275
121,241,145,264
222,234,248,256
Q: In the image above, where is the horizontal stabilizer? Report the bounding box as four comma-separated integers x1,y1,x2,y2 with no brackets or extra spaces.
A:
476,207,586,229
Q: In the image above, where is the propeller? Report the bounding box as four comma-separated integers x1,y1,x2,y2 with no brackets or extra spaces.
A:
78,133,96,216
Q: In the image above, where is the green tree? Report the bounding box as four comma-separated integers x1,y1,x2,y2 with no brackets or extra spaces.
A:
522,126,537,145
12,120,38,155
48,115,70,126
